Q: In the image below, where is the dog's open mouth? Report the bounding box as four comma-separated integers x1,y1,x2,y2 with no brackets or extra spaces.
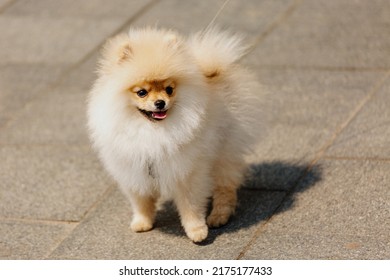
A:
138,109,168,121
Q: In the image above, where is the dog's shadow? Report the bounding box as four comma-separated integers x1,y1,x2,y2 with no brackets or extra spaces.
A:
156,161,322,245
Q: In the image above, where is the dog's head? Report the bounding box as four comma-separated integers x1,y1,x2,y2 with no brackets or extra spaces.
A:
98,28,198,122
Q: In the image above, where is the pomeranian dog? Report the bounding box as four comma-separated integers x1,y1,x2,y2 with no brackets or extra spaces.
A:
87,27,263,242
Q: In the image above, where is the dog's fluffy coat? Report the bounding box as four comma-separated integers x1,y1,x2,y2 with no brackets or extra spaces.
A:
87,27,263,242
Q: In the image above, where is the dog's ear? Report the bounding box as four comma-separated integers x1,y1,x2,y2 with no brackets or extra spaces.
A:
119,44,132,62
163,32,180,49
98,34,132,73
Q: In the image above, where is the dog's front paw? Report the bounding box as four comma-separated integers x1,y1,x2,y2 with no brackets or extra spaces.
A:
185,224,208,243
130,217,153,232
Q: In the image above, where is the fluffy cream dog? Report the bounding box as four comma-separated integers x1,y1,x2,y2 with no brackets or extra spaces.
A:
87,27,263,242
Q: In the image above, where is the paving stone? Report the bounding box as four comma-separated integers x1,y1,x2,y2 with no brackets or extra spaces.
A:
245,0,390,68
62,54,98,90
0,16,121,64
215,0,295,36
60,53,99,91
326,78,390,158
241,232,389,259
0,64,65,120
0,88,90,145
49,187,286,259
0,220,76,260
0,145,113,221
242,159,390,259
4,0,151,20
245,69,380,164
0,117,8,129
132,0,294,35
0,0,13,11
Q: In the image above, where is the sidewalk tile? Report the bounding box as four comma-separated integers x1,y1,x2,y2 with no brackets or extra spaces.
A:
0,0,12,10
0,16,121,64
215,0,295,35
132,0,294,35
0,88,89,145
0,220,75,260
60,53,99,91
241,159,390,259
242,232,389,259
4,0,151,20
0,65,65,121
245,0,390,68
327,78,390,158
246,69,379,163
0,145,113,221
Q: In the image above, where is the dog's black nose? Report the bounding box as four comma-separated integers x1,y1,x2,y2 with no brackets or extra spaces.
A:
154,100,166,110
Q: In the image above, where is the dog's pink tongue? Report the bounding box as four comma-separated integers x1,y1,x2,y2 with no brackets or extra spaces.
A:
152,111,167,119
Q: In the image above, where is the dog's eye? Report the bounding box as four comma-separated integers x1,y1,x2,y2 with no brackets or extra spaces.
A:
137,89,148,98
165,86,174,95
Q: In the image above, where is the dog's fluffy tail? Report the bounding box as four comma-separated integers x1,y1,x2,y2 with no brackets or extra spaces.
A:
188,28,248,80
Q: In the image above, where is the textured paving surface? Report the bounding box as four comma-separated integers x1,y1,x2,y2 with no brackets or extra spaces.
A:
0,0,389,260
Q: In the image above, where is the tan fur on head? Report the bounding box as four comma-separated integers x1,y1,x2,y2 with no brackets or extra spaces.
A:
98,34,133,73
98,30,181,75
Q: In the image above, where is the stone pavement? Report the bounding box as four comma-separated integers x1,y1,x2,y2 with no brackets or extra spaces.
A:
0,0,389,260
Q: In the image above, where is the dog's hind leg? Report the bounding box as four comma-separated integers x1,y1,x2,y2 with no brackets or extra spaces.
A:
207,159,245,228
207,184,238,228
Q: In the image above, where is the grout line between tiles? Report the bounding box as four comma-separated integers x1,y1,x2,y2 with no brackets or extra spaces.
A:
0,143,92,148
322,156,390,162
236,165,314,259
311,70,390,163
79,184,117,221
45,184,117,259
71,0,160,71
42,222,80,260
0,217,79,226
242,0,304,59
251,64,390,72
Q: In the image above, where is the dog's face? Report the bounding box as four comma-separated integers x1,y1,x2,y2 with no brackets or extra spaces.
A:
128,79,177,121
